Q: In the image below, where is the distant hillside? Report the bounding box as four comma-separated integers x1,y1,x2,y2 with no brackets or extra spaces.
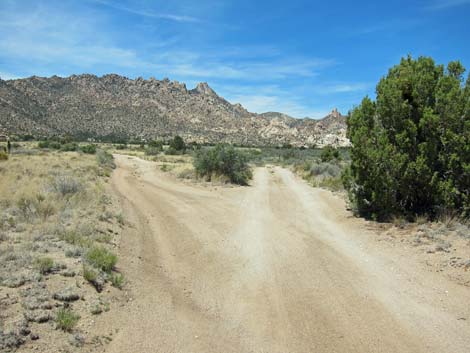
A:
0,74,349,147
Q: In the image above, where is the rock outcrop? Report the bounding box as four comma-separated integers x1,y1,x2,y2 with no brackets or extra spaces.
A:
0,74,349,147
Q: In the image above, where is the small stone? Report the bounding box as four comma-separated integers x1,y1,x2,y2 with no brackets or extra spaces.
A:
69,333,85,347
30,333,39,340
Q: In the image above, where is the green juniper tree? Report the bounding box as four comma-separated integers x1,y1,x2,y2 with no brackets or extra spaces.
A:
343,55,470,220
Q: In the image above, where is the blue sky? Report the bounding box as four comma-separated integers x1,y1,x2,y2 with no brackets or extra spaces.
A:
0,0,469,118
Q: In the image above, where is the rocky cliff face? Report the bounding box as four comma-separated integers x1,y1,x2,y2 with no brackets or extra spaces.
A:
0,74,349,147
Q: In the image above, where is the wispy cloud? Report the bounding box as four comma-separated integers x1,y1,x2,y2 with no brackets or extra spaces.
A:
425,0,470,10
0,71,20,80
349,18,424,36
311,83,370,94
218,84,331,118
90,0,201,23
0,0,342,118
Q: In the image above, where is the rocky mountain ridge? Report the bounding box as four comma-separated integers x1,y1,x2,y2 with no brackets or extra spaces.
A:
0,74,349,147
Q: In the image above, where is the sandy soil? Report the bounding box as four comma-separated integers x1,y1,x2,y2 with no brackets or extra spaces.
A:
101,155,470,353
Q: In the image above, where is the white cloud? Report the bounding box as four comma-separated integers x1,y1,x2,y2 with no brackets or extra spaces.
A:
89,0,201,23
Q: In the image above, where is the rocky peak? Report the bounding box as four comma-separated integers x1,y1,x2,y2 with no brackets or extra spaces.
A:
0,74,349,147
192,82,218,97
329,108,341,119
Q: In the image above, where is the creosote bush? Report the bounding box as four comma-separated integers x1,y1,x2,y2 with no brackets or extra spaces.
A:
194,144,252,185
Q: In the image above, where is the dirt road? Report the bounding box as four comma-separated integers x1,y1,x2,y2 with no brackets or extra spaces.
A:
104,155,470,353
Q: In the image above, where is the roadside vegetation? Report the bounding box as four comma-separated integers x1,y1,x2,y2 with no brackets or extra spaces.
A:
343,55,470,221
0,143,125,351
194,144,252,185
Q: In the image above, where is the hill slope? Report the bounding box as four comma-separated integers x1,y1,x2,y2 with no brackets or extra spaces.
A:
0,74,349,146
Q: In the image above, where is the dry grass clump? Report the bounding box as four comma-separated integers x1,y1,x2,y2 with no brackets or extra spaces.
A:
34,257,54,274
294,160,346,192
55,308,80,332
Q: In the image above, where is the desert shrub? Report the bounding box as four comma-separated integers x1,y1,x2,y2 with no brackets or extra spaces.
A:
115,144,127,150
145,147,161,156
16,196,36,219
55,308,80,332
177,168,195,179
194,144,252,185
169,135,186,152
308,162,341,178
320,146,340,162
65,247,83,258
85,246,117,273
59,230,91,247
83,265,104,292
60,142,79,152
110,273,125,289
35,257,54,274
83,265,98,282
344,56,470,220
38,140,61,149
49,175,83,197
0,151,8,161
148,140,163,150
115,212,125,226
165,147,180,155
317,176,344,192
80,144,97,154
36,199,56,220
96,150,115,169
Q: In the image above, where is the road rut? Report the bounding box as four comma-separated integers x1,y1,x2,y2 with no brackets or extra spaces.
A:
103,155,470,353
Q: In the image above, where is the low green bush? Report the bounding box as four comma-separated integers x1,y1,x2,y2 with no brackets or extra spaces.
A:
60,142,79,152
169,135,185,152
85,246,117,273
145,147,162,156
83,265,98,283
80,144,97,154
148,140,164,149
320,146,340,162
115,144,127,150
38,140,61,149
194,144,252,185
96,150,116,169
110,273,125,289
35,257,54,274
55,308,80,332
